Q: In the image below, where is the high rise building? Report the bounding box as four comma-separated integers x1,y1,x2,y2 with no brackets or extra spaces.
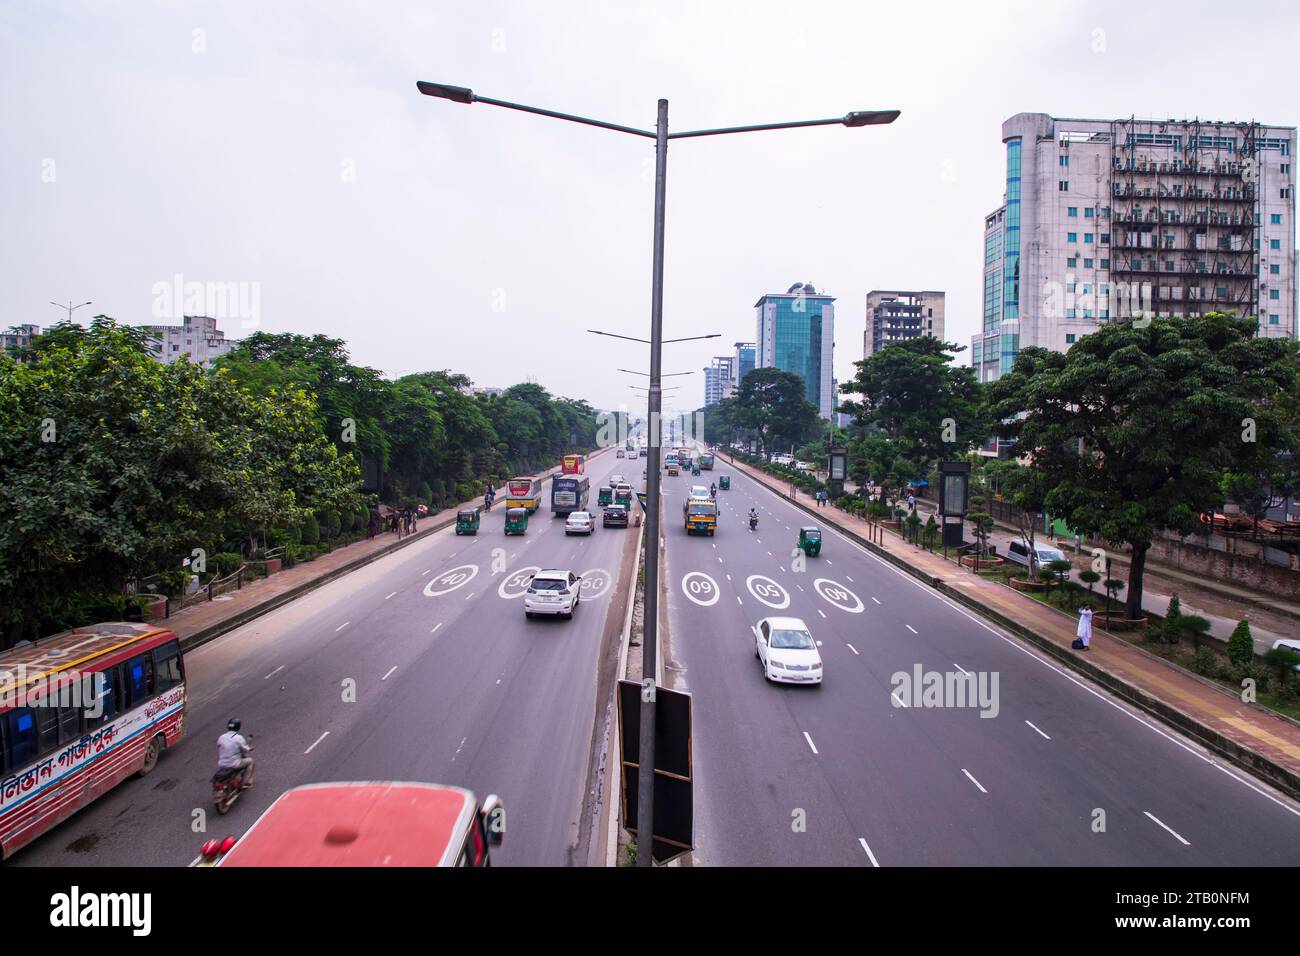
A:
703,355,736,406
863,290,945,359
138,314,237,368
973,112,1297,381
755,282,836,419
972,205,1010,383
734,341,756,387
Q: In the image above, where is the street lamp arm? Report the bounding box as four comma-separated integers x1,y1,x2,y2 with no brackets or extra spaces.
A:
667,110,898,140
417,82,655,138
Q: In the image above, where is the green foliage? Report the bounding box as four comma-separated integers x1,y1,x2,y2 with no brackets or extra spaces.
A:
299,517,320,546
732,368,822,457
1161,593,1182,642
1079,569,1101,592
1192,648,1219,676
212,552,244,577
1227,619,1255,668
1180,614,1212,654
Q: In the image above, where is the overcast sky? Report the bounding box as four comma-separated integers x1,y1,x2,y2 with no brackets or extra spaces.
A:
4,0,1298,417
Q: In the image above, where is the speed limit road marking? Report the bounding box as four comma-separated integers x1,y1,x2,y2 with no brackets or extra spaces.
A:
423,564,479,597
578,568,612,599
498,566,541,600
681,571,720,607
745,574,790,610
814,577,865,614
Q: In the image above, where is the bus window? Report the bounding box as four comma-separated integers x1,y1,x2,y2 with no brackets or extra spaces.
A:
58,706,82,746
36,704,61,755
153,641,183,693
125,655,154,709
86,667,119,729
5,709,37,771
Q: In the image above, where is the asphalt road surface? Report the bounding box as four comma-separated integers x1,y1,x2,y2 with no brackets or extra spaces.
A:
11,453,636,867
664,456,1300,866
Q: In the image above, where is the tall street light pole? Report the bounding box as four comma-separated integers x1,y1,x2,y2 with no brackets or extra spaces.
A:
50,300,92,322
416,81,899,866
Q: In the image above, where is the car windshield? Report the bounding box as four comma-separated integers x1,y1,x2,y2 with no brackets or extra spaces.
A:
569,512,590,521
770,628,815,650
531,578,567,591
1037,548,1065,562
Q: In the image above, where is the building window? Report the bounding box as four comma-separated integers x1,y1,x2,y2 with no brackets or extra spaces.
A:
1271,239,1281,250
1270,288,1280,300
1068,206,1078,216
1059,181,1069,191
1083,309,1093,318
1067,282,1077,292
1100,258,1110,269
1270,314,1280,324
1060,155,1069,167
1084,258,1093,268
1066,333,1076,343
1084,233,1094,244
1067,232,1078,243
1082,284,1092,294
1271,263,1281,274
1085,208,1095,218
1065,308,1077,318
1283,188,1292,199
1100,233,1110,244
1283,163,1291,175
1272,213,1282,225
1100,309,1110,319
1067,256,1077,267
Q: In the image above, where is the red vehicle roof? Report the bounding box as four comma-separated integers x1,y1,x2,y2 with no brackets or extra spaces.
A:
217,782,477,867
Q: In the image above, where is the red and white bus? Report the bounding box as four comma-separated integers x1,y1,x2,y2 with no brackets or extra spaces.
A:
561,454,586,475
506,475,543,512
0,622,186,860
196,781,504,867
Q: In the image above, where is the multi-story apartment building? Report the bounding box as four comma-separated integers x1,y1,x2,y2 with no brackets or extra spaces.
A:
863,290,945,359
734,341,756,387
703,355,737,406
974,112,1297,381
755,282,836,419
138,314,237,368
0,324,42,355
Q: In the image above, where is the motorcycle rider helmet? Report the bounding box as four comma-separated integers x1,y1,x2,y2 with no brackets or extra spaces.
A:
227,718,241,732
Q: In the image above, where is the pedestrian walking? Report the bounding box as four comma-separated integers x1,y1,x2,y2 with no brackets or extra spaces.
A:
1073,606,1093,650
907,492,915,512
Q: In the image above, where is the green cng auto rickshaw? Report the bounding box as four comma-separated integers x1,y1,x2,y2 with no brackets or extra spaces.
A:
691,462,701,476
455,508,481,535
504,507,529,535
718,475,730,491
597,485,613,507
798,526,822,556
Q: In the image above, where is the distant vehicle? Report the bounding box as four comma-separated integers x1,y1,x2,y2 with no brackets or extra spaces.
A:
609,474,627,487
564,511,595,535
616,450,625,458
0,622,187,860
524,569,582,619
690,484,710,499
684,498,718,536
698,453,715,470
506,476,543,512
562,454,586,475
614,484,634,507
603,505,629,528
1271,639,1300,672
195,782,504,867
455,508,481,535
753,617,823,685
794,461,815,472
551,475,590,517
638,447,648,458
667,463,680,476
1006,541,1070,578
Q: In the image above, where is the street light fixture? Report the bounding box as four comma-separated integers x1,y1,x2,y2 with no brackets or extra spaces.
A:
50,300,93,322
589,329,720,345
418,80,899,867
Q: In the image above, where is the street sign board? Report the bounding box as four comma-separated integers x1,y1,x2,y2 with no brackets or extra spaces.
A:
617,680,693,864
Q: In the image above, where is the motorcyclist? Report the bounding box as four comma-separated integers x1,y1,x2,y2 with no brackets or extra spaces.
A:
709,483,717,498
749,508,759,530
216,718,254,790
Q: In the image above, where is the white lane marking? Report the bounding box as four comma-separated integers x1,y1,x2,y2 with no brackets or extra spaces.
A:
814,578,865,614
385,591,398,600
847,643,859,655
264,665,284,680
803,732,819,755
1144,811,1190,846
871,596,882,605
826,559,833,565
796,584,805,592
891,690,909,707
962,769,987,794
431,622,443,634
906,624,918,634
737,596,743,605
954,663,969,676
465,592,475,600
846,575,853,582
426,563,480,596
858,837,880,867
335,622,350,632
726,574,732,581
423,569,432,575
766,550,773,556
746,574,791,610
456,736,467,755
718,556,723,563
304,732,330,755
381,666,398,681
818,609,826,618
1026,720,1051,740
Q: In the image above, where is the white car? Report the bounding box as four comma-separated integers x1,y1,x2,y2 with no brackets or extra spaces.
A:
690,484,710,499
523,569,582,619
753,616,823,685
609,474,627,487
564,511,594,535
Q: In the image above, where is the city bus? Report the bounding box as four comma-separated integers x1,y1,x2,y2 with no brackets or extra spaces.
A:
551,474,590,516
0,622,186,860
698,452,715,470
506,476,544,512
196,782,504,867
561,454,586,475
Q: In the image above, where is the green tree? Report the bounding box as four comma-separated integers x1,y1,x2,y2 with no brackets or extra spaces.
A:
733,367,821,458
1227,619,1255,668
985,313,1299,620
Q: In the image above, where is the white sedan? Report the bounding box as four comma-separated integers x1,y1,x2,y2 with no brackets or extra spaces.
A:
753,616,823,685
523,569,582,619
564,511,595,535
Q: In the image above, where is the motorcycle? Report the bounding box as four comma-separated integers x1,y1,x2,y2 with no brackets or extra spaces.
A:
749,514,758,531
212,740,254,816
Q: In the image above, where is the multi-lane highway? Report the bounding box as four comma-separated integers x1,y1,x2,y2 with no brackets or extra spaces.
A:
12,452,637,867
663,454,1300,866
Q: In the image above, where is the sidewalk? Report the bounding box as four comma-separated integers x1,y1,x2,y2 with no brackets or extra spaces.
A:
907,498,1299,656
729,454,1300,800
159,452,608,650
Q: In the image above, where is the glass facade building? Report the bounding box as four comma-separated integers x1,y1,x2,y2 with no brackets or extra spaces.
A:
754,285,836,419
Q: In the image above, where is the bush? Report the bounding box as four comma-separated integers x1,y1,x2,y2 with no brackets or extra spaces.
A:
455,483,477,503
212,552,244,577
1226,619,1255,668
323,510,342,540
1161,593,1182,643
1262,647,1300,693
155,570,191,598
300,517,321,546
1191,648,1219,676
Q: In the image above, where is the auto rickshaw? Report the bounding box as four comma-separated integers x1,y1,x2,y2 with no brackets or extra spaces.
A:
691,463,701,477
798,526,822,557
597,485,613,507
455,508,481,535
504,507,529,535
718,475,731,491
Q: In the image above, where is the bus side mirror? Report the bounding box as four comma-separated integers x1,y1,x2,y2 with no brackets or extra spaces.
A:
480,794,505,847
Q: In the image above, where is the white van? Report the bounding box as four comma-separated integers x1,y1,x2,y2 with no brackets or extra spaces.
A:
1271,639,1300,672
1006,540,1071,578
